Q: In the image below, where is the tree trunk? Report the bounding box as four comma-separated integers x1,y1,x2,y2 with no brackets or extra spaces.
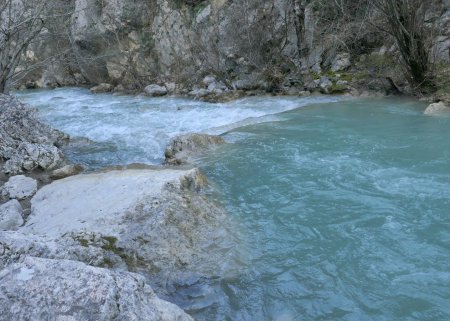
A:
0,78,6,94
292,0,307,67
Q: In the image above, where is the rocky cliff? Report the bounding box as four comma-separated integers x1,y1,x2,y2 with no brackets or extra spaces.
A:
19,0,450,99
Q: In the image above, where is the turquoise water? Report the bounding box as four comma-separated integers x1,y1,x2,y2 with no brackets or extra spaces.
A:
195,98,450,320
18,90,450,320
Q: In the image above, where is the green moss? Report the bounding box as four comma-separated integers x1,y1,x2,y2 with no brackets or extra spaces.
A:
100,257,114,268
101,236,118,249
322,70,337,78
100,236,137,270
329,83,348,94
73,235,90,247
339,73,353,82
310,71,321,80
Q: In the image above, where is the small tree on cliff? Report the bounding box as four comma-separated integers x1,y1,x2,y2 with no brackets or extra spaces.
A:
0,0,71,93
372,0,438,92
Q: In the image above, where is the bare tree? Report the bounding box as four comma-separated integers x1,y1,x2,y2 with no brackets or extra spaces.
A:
292,0,308,66
372,0,437,91
0,0,72,93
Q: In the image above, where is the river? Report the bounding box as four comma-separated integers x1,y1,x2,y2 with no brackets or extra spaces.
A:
17,88,450,321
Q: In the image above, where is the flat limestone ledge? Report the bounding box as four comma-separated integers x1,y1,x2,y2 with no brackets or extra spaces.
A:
0,256,194,321
19,167,234,288
22,168,207,238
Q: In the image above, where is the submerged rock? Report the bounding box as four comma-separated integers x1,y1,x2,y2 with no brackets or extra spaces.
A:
165,133,226,165
424,101,450,115
0,94,67,174
0,256,194,321
0,200,23,231
1,175,37,200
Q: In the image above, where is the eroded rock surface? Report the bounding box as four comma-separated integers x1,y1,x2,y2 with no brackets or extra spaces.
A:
21,168,235,294
165,133,226,165
50,164,84,180
0,256,194,321
0,94,67,174
1,175,37,200
0,200,23,231
0,231,126,270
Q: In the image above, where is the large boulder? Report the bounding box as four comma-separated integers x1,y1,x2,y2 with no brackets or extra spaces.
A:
0,94,67,174
1,175,37,200
0,200,23,231
20,168,235,293
0,256,194,321
165,133,226,165
424,101,450,115
144,84,168,97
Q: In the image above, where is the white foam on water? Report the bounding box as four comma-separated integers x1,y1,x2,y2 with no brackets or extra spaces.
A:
16,88,341,167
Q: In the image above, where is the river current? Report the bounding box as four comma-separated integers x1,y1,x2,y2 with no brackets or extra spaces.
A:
17,88,450,321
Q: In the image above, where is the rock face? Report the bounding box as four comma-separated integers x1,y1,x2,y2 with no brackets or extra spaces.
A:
0,256,194,321
0,94,67,174
0,200,23,231
1,175,38,200
331,53,351,72
165,133,226,165
424,101,450,115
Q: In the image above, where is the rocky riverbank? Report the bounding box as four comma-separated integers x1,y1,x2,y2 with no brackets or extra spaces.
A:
0,95,239,320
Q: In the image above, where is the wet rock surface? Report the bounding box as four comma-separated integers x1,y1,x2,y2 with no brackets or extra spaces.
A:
165,133,226,165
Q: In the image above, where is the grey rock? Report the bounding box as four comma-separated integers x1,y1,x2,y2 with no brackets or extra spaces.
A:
50,164,84,180
331,53,351,72
319,77,333,93
21,168,235,293
1,175,37,200
0,231,126,271
165,133,226,165
424,102,450,115
165,82,177,93
207,81,228,92
0,256,194,321
196,4,211,24
0,200,23,231
203,75,217,87
3,142,63,174
0,94,67,175
188,88,209,98
90,83,114,93
144,84,168,97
